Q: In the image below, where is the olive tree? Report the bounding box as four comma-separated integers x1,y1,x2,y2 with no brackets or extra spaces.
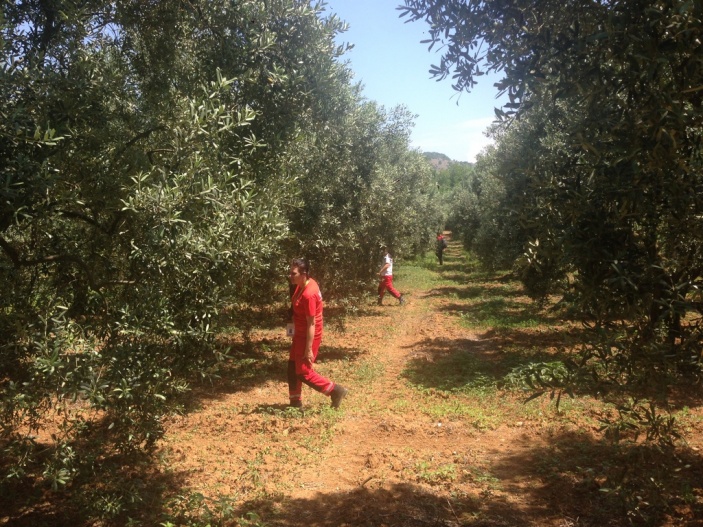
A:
0,0,358,489
402,0,703,436
288,97,441,298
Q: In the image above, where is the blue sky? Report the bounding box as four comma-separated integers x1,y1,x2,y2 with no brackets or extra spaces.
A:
321,0,506,163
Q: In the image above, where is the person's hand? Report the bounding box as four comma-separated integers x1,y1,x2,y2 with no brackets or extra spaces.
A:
304,350,314,365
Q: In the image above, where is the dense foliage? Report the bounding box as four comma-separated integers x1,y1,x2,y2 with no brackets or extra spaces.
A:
445,145,524,271
402,0,703,433
288,101,442,297
0,0,441,500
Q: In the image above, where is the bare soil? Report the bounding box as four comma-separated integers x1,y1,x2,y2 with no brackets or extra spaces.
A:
3,240,703,526
155,242,703,527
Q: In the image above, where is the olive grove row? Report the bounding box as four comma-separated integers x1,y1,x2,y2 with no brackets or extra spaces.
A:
1,0,442,486
413,0,703,439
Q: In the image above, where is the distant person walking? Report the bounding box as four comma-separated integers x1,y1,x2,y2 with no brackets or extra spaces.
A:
287,258,348,409
377,245,405,306
435,231,448,265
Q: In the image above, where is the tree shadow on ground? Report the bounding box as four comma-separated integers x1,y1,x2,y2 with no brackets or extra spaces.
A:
436,297,565,329
230,428,703,526
400,331,703,413
180,343,367,413
399,335,577,392
6,426,702,527
474,325,594,354
0,338,367,527
0,447,192,527
489,430,703,527
425,284,526,300
235,481,534,526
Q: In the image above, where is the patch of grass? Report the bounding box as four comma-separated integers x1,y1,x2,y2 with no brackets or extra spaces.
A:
296,429,331,455
459,297,545,330
351,358,385,385
163,491,240,527
409,251,450,271
389,397,410,413
420,398,502,431
396,259,446,290
464,466,501,491
402,351,501,395
414,460,457,486
501,391,604,427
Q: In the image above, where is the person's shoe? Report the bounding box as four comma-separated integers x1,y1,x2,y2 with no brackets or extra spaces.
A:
399,295,405,305
289,400,303,409
377,297,383,306
330,385,348,409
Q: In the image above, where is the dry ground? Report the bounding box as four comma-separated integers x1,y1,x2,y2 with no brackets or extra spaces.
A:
3,239,703,526
155,240,703,526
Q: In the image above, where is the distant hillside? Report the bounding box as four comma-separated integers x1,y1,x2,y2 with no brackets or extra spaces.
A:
422,151,452,171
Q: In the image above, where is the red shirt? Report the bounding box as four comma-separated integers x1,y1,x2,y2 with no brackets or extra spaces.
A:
291,278,323,340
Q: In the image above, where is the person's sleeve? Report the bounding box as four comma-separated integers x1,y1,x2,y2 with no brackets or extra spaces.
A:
303,293,317,318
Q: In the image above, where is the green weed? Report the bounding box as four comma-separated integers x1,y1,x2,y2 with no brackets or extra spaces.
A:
421,399,502,431
414,461,457,485
352,359,385,385
465,466,501,490
459,297,544,329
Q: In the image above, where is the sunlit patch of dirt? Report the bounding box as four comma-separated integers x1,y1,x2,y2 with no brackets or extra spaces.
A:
153,244,703,526
3,238,702,526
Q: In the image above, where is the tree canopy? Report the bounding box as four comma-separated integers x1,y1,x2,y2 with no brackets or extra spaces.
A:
402,0,703,432
1,0,442,496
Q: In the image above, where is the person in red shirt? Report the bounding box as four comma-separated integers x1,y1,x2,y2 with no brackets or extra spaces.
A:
287,258,348,409
435,231,447,265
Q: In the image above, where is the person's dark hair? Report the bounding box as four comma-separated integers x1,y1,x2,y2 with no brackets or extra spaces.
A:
290,258,309,276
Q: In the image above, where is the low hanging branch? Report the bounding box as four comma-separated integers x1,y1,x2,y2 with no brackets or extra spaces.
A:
0,235,98,290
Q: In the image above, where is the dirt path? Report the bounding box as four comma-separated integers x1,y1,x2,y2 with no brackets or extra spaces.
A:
293,289,453,495
159,243,569,526
4,241,702,526
277,248,551,526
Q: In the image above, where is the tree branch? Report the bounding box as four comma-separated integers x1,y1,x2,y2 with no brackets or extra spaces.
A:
0,236,21,267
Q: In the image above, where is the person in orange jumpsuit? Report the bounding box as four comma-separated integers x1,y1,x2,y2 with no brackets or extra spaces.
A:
435,231,447,265
287,258,348,409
